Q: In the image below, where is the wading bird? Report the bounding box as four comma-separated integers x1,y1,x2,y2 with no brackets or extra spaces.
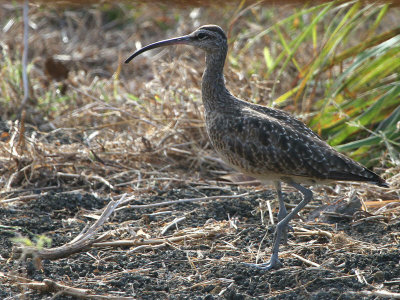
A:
125,25,388,270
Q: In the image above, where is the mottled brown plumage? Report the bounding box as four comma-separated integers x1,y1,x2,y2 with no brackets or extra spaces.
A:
125,25,388,270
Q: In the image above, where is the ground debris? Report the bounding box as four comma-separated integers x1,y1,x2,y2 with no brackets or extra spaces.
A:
1,188,399,299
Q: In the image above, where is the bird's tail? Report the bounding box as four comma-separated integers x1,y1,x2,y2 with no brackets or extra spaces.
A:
329,168,388,188
371,177,389,188
364,168,389,188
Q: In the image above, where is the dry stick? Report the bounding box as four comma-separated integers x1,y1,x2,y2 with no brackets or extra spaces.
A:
272,278,318,296
161,216,186,235
185,278,235,291
115,192,249,211
147,211,173,217
351,215,388,226
2,273,133,299
57,172,114,190
18,278,134,300
352,290,400,299
1,194,40,203
2,188,87,204
128,243,167,254
254,231,270,265
354,268,368,284
293,229,333,239
376,204,400,215
0,185,60,195
18,195,124,260
115,176,190,187
6,165,31,190
291,253,321,268
384,280,400,285
92,230,219,248
266,200,274,225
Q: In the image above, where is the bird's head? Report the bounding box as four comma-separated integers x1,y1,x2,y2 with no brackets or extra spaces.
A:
125,25,227,63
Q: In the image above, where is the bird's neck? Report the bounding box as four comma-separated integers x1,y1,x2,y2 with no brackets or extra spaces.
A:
201,49,234,112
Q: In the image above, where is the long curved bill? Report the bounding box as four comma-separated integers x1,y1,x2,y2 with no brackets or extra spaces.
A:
125,35,192,64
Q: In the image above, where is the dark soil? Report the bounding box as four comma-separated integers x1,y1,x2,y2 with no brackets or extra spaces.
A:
1,187,399,299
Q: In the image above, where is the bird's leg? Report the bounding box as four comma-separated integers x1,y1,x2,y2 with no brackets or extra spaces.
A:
275,181,286,220
248,182,313,270
275,181,290,244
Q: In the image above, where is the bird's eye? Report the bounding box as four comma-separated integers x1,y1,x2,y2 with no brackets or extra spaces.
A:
197,33,208,40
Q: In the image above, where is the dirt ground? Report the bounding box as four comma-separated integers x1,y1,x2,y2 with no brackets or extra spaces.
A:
1,179,399,299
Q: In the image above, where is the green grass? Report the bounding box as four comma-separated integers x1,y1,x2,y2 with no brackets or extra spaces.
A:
235,1,400,168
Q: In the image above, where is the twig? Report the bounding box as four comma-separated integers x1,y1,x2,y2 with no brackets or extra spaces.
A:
57,172,114,190
322,274,358,280
293,229,333,239
384,280,400,285
146,211,173,217
186,278,234,291
366,199,400,209
348,289,400,299
1,194,40,203
291,253,321,268
352,215,388,226
0,185,60,195
116,192,249,211
354,268,368,284
161,216,186,235
5,164,32,191
266,200,274,225
255,231,270,265
17,195,124,260
127,243,167,254
17,277,133,299
92,230,219,248
115,176,188,187
271,278,318,296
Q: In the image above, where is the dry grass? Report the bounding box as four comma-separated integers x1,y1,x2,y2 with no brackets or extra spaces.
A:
1,3,398,200
0,4,270,198
1,4,209,194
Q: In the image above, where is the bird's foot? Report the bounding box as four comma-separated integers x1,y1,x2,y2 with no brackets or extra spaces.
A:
244,257,282,271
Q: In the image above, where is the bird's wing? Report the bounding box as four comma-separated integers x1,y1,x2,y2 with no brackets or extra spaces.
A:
245,101,322,141
209,109,384,185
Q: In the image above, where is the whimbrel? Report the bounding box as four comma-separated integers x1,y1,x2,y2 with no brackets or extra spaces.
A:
125,25,388,270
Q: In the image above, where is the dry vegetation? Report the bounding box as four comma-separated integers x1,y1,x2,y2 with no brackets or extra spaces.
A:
0,2,400,299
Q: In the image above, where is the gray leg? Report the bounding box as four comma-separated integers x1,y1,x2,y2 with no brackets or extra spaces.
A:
247,182,313,270
275,181,289,244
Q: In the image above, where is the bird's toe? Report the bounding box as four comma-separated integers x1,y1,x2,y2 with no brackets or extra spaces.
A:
244,257,282,271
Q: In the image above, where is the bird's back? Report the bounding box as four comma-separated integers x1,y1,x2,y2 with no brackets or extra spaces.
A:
205,98,387,187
